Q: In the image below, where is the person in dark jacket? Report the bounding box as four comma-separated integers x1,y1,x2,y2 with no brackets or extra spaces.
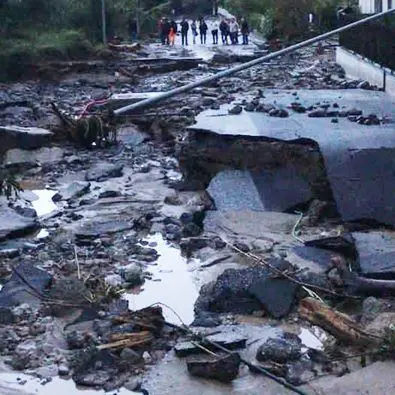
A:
161,18,170,45
219,18,228,44
241,17,249,45
199,18,208,44
180,18,189,46
170,20,178,34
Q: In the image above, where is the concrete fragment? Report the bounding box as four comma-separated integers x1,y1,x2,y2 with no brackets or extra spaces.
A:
187,353,241,383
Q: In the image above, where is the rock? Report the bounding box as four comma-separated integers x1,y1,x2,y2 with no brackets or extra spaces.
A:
357,81,371,90
286,358,315,386
124,377,142,391
346,108,363,116
234,241,249,253
331,118,338,123
187,353,241,383
12,340,38,369
290,103,306,113
175,332,247,357
228,105,242,115
251,239,274,253
58,364,70,376
249,277,300,318
99,190,121,199
14,206,37,218
180,237,211,257
195,258,294,315
192,312,221,327
85,163,123,181
0,206,37,240
53,181,91,201
308,109,328,118
66,330,91,349
202,97,216,106
182,223,201,237
256,103,275,113
120,263,143,286
256,333,302,364
244,102,256,112
104,274,124,287
366,312,395,336
361,297,386,324
120,348,143,364
0,263,52,314
143,351,153,363
65,155,83,165
0,248,20,258
5,147,64,167
75,220,134,239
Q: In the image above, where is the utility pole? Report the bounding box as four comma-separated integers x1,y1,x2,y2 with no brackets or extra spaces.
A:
101,0,107,45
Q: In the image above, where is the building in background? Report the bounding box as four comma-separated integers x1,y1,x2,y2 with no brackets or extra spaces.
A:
359,0,393,14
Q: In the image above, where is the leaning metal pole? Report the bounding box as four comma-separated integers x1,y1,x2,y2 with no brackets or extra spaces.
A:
114,8,395,116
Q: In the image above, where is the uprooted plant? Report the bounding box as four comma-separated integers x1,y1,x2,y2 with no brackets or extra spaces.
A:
51,102,118,148
0,167,22,199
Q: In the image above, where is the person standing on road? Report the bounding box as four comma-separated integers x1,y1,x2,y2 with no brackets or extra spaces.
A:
169,26,176,46
191,20,198,44
199,18,208,44
241,17,249,45
170,19,178,35
219,18,228,44
211,20,219,44
180,18,189,46
161,18,170,45
229,18,239,45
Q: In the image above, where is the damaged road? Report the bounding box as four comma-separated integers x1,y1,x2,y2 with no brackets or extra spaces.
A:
2,15,395,394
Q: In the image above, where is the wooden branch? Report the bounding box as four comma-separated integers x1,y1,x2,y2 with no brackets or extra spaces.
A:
332,256,395,297
298,297,380,346
97,331,154,350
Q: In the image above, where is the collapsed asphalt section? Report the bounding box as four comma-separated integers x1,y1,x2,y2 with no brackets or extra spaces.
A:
188,89,395,226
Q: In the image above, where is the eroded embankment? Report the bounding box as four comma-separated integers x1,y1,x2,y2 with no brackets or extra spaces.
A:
178,129,338,217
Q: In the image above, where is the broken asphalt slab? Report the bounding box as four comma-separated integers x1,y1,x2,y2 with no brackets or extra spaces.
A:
195,258,299,317
175,332,247,357
207,167,312,212
352,231,395,278
189,89,395,226
0,263,52,321
0,125,52,154
187,353,241,383
0,206,38,241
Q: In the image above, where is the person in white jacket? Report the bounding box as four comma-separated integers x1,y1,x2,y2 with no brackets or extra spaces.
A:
229,18,239,45
211,20,219,44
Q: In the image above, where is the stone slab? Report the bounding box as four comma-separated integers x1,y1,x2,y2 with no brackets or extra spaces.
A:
352,231,395,278
4,147,64,166
0,125,53,154
0,206,37,241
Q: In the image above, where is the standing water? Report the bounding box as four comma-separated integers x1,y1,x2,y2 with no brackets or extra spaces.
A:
124,234,199,325
30,190,58,217
0,373,139,395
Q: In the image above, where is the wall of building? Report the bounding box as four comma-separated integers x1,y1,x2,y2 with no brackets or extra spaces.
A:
336,46,395,98
359,0,394,13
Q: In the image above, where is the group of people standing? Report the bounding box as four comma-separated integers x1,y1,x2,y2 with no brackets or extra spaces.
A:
219,17,249,45
158,16,249,47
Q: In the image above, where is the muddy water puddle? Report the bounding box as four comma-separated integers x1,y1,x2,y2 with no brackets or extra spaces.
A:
125,233,199,325
0,373,139,395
